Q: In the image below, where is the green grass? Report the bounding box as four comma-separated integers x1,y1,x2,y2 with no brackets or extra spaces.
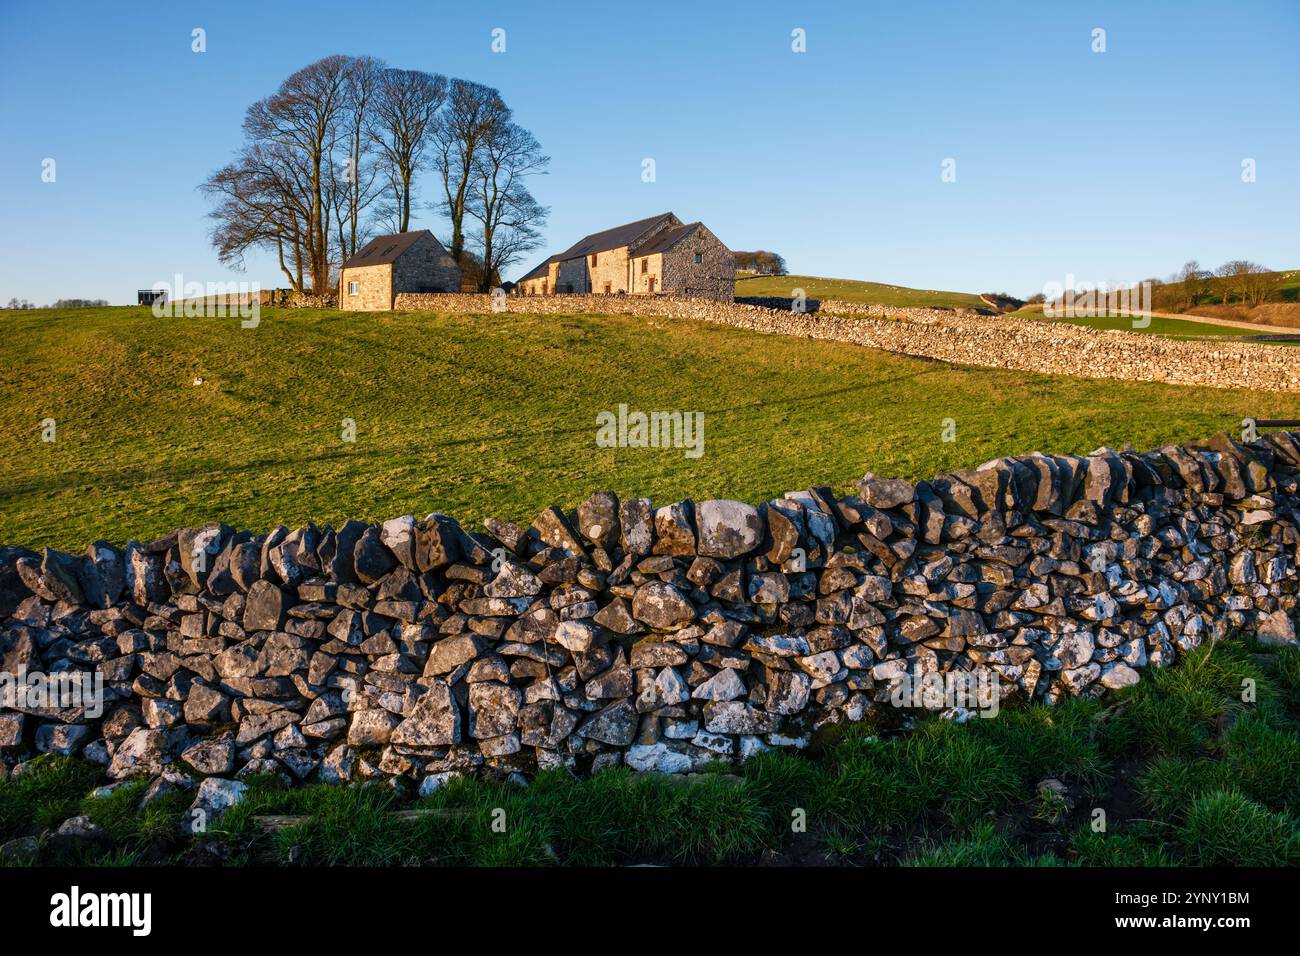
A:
4,638,1297,866
1069,825,1182,866
1178,790,1300,866
1010,303,1300,344
3,305,1299,550
734,273,990,311
904,821,1061,866
1011,304,1267,337
0,755,101,840
4,300,1297,867
1101,638,1280,761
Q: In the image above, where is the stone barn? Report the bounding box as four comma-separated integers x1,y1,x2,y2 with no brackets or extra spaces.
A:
339,229,460,311
516,212,734,302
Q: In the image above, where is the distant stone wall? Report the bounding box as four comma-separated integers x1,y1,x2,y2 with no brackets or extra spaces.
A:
732,295,977,319
391,293,1300,391
2,432,1298,791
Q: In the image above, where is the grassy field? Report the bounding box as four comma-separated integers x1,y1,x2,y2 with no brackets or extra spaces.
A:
1007,304,1282,340
1018,269,1300,332
734,273,990,311
3,305,1300,550
3,303,1299,869
4,635,1297,866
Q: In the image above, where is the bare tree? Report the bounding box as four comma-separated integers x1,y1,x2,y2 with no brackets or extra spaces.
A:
734,251,787,275
202,141,312,292
1214,260,1256,306
1256,268,1286,305
1239,262,1276,306
241,55,351,293
204,56,550,295
337,55,386,259
466,122,549,291
368,69,448,233
1170,260,1210,311
434,79,509,263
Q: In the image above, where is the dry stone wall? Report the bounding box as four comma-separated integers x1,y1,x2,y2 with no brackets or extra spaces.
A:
393,293,1300,391
2,433,1299,792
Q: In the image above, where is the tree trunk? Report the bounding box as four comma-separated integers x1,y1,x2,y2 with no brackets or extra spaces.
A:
310,152,327,293
276,234,299,293
479,233,493,293
449,176,468,262
349,127,361,257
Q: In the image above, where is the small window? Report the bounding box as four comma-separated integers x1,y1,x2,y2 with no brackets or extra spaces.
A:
590,253,597,267
348,281,359,296
694,253,702,264
640,259,647,274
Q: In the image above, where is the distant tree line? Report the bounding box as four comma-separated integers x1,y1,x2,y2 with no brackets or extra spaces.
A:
3,297,108,310
201,56,549,294
980,292,1026,312
733,251,788,275
1150,260,1288,312
1028,260,1291,313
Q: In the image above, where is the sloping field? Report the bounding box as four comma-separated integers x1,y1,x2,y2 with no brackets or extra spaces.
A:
1008,305,1284,339
2,305,1299,549
734,274,989,311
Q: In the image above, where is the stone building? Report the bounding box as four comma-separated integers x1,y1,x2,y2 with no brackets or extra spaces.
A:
338,230,460,311
516,212,734,302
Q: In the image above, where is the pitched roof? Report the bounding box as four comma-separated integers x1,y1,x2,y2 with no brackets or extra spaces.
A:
515,213,705,282
631,222,703,257
518,255,556,282
552,213,678,262
342,230,433,269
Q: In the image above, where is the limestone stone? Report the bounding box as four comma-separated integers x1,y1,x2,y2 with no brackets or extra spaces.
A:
695,499,763,559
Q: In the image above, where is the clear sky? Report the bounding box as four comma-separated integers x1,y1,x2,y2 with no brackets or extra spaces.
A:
1,0,1296,305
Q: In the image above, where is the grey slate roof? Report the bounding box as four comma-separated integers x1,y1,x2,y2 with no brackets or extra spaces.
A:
551,212,677,262
516,213,693,282
342,230,432,269
630,222,702,257
518,255,556,282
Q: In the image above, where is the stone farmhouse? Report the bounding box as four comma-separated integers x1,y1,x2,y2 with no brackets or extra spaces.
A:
339,229,460,311
516,213,735,302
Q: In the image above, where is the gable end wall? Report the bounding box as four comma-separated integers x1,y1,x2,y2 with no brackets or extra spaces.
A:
393,234,461,294
339,264,394,311
660,225,735,302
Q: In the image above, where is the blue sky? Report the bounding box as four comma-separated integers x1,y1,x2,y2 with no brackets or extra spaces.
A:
1,0,1296,304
